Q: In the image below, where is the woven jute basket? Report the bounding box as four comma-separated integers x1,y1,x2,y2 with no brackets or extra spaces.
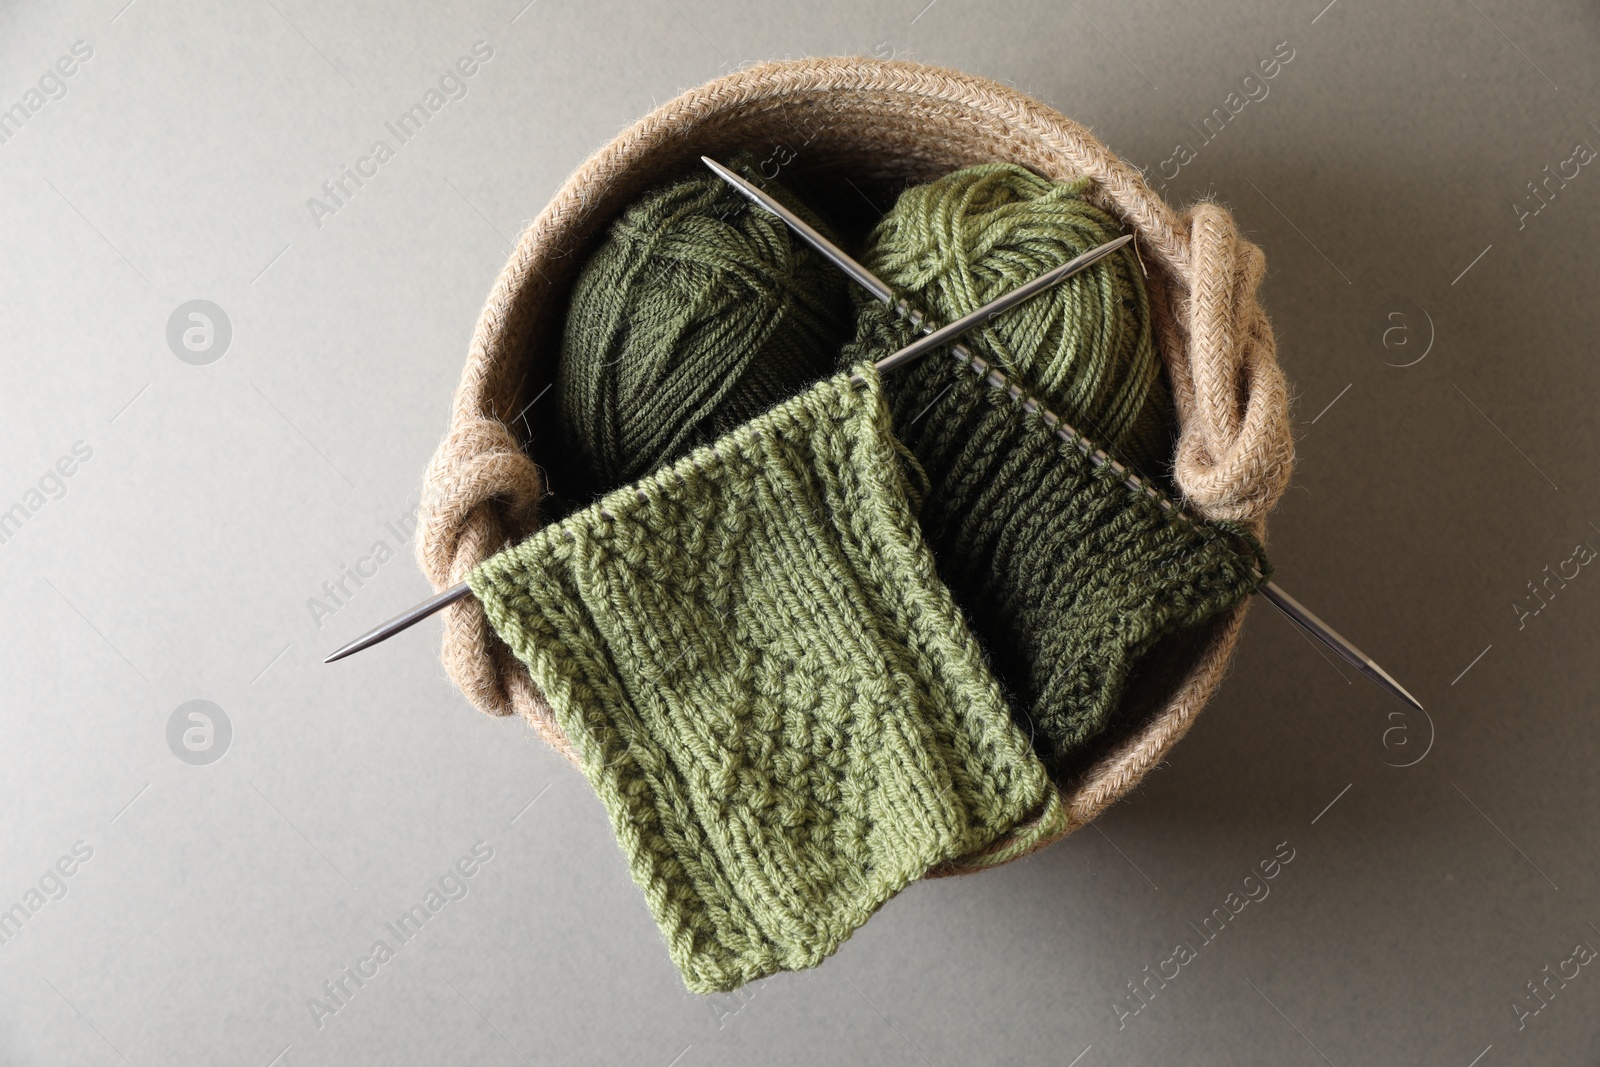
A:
417,56,1293,862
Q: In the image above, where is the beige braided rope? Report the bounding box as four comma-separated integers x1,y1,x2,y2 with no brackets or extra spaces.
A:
417,56,1294,842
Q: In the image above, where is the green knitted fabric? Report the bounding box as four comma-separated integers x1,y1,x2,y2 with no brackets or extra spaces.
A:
471,367,1056,993
557,160,852,496
843,304,1267,773
841,166,1269,774
861,162,1174,476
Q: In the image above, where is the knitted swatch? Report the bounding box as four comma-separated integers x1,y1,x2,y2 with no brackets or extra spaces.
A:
845,301,1269,774
470,367,1059,993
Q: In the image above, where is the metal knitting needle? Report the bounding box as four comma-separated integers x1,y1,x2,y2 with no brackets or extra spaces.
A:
1252,582,1421,710
704,156,1424,712
323,240,1122,665
872,234,1131,373
325,581,472,662
698,161,1129,373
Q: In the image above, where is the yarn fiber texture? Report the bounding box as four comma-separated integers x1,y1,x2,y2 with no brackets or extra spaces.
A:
843,164,1269,773
470,367,1061,993
858,304,1269,771
862,162,1174,477
557,161,852,496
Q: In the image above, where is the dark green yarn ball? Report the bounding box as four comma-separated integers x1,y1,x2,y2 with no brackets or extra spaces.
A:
853,161,1174,477
557,163,854,495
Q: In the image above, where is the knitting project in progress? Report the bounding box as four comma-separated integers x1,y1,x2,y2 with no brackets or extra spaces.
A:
844,163,1270,772
861,313,1269,771
461,158,1273,993
471,369,1058,993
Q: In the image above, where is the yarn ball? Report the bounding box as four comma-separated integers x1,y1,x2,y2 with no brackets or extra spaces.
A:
557,161,854,495
853,161,1173,477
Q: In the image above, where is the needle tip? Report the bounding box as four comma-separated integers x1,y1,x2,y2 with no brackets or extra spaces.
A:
1367,659,1425,713
321,581,474,665
323,635,372,664
1361,664,1424,713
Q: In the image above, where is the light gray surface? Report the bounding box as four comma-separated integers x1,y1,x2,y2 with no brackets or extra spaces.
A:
2,0,1598,1063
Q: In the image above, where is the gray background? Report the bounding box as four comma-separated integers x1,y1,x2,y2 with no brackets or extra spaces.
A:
1,0,1597,1063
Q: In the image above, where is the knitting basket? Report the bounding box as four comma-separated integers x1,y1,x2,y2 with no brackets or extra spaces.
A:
417,56,1293,864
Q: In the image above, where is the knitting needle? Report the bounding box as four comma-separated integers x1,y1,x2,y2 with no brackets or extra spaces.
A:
873,235,1131,373
323,245,1122,665
700,159,1130,373
1253,582,1421,710
709,156,896,305
703,157,1424,713
324,581,472,662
